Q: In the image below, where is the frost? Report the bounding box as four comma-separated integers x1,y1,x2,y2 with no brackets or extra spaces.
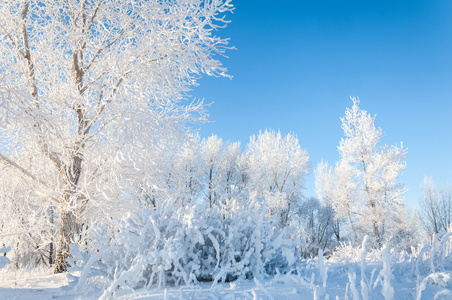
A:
66,197,298,298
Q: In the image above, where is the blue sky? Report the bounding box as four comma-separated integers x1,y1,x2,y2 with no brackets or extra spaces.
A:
191,0,452,207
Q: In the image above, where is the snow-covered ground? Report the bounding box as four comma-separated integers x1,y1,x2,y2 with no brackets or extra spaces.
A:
1,256,452,300
0,270,306,300
0,269,70,300
1,272,307,300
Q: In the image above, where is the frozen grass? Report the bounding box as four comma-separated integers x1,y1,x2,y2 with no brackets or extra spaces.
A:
2,231,452,299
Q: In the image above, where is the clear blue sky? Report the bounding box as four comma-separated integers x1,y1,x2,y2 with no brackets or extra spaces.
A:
191,0,452,207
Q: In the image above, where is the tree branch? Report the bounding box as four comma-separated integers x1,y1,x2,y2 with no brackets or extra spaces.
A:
4,31,25,59
86,0,104,32
21,1,38,100
84,15,138,72
0,152,48,187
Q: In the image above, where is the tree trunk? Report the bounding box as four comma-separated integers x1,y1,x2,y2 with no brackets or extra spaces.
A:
49,242,54,266
373,221,379,239
54,201,77,273
54,155,83,273
48,206,55,266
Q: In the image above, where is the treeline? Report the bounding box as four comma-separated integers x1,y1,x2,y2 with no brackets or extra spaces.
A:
0,99,450,277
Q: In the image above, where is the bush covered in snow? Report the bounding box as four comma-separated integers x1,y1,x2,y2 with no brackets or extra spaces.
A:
66,195,298,298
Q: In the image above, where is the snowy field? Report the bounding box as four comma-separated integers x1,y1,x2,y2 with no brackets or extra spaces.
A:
1,247,452,300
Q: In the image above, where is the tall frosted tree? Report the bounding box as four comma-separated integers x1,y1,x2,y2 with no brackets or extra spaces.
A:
245,129,310,227
334,98,407,245
0,0,233,272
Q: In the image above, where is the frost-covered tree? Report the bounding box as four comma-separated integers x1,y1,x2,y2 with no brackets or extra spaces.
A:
219,141,245,198
200,135,224,207
0,0,233,272
295,197,337,258
200,137,246,211
420,176,441,235
245,129,310,227
167,135,203,206
439,186,452,231
334,98,407,245
389,205,421,252
420,176,452,235
315,161,342,242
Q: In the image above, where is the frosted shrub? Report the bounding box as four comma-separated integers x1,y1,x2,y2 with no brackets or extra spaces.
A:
412,230,452,277
67,196,297,297
330,240,395,264
329,242,364,264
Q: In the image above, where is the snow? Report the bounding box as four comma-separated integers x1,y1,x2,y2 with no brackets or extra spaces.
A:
2,249,452,300
0,270,70,300
0,272,309,299
3,228,452,300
